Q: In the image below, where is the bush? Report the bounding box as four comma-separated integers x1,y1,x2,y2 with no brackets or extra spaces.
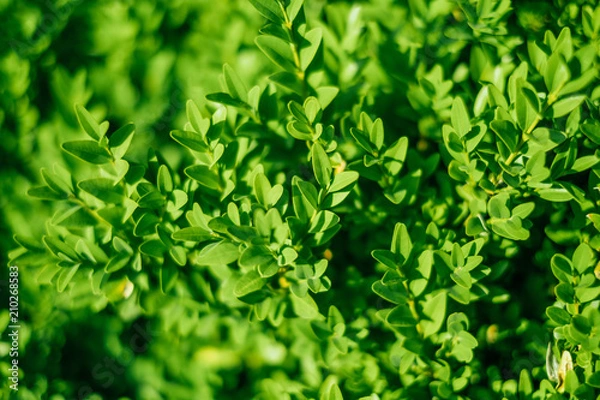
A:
3,0,600,398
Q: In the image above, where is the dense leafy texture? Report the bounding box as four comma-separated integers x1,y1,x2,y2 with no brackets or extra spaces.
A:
3,0,600,399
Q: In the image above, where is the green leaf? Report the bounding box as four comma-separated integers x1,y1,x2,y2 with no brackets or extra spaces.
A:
195,241,239,266
490,119,519,153
452,246,466,270
137,191,165,209
576,286,600,303
286,0,303,22
287,120,313,140
411,250,433,297
372,249,398,270
139,239,166,258
311,142,332,188
309,210,340,233
290,292,321,319
206,92,249,108
487,84,509,110
170,190,188,211
53,206,97,227
518,369,533,397
391,223,412,263
248,0,285,23
36,264,62,285
254,173,272,207
537,187,573,202
239,245,274,268
386,305,417,327
223,64,248,102
572,243,593,274
75,104,101,140
420,291,447,337
258,260,279,277
157,165,173,194
159,265,178,293
512,202,535,219
186,100,210,136
295,178,319,211
256,35,297,72
554,27,573,60
303,97,321,124
112,236,132,255
43,236,79,261
588,213,600,232
254,297,272,321
451,97,471,137
587,372,600,388
279,247,298,266
551,254,573,283
285,101,305,123
452,331,478,362
526,128,566,154
515,85,539,131
267,185,284,207
227,202,240,226
571,315,591,336
291,280,308,297
323,383,343,400
172,227,214,243
299,28,322,71
28,185,68,200
62,140,112,164
555,282,575,303
383,137,408,175
227,226,256,242
321,191,351,209
329,171,358,192
109,123,135,159
488,193,511,219
234,270,265,297
465,215,485,236
78,178,124,203
546,306,571,325
105,253,130,273
269,71,304,93
370,118,384,150
111,159,129,183
315,86,339,109
57,263,80,292
372,279,408,305
544,53,570,95
132,214,157,237
560,68,596,97
569,155,600,172
41,167,72,194
451,267,472,289
185,165,220,190
170,130,209,152
550,95,585,118
350,127,375,154
490,216,530,241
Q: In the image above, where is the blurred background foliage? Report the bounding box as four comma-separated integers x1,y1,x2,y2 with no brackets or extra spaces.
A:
1,0,600,399
1,1,272,398
1,0,268,246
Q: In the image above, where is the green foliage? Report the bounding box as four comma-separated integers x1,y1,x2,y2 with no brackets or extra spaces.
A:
3,0,600,399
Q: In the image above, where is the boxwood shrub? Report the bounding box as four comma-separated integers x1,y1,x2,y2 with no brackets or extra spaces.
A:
3,0,600,399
